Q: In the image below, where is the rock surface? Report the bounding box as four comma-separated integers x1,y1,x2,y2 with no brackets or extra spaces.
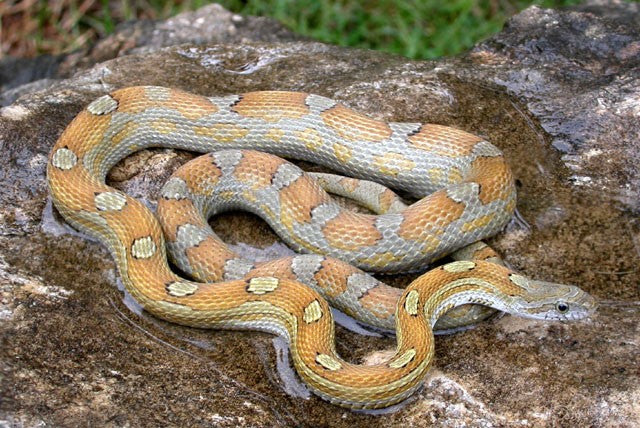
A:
1,1,638,426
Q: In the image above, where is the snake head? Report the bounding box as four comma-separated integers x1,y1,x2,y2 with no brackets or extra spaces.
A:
508,273,597,321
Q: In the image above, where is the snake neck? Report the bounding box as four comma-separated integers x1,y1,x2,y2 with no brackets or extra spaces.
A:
407,260,595,326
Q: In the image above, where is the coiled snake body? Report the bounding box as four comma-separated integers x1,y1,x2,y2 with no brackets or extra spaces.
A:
47,86,595,409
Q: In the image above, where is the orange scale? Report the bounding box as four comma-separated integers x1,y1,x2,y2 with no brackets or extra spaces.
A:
322,211,382,252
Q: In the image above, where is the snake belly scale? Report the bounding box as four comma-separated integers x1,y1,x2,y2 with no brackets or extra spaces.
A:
47,86,595,409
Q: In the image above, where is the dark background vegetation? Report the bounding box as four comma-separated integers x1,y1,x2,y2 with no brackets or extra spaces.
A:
0,0,624,60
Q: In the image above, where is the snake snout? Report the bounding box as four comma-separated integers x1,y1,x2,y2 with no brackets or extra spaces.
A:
518,280,596,321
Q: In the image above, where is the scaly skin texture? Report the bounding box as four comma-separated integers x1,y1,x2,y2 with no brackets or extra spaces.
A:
47,86,595,409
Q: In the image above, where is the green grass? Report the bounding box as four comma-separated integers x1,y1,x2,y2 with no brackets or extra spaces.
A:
0,0,617,59
218,0,585,59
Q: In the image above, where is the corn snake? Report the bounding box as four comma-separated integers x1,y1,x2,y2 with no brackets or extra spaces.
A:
47,86,595,409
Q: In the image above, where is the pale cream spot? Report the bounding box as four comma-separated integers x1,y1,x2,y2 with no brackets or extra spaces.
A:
315,353,342,370
303,300,323,323
131,236,157,259
509,273,529,288
166,281,199,297
443,261,477,273
161,177,189,200
296,128,323,151
333,143,352,164
94,192,127,211
389,348,417,369
87,94,118,115
404,290,420,315
247,277,280,294
51,147,77,170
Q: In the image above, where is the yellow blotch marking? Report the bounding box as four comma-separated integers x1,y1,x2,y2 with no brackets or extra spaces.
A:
247,277,280,294
131,236,157,259
194,123,249,142
112,121,140,145
218,191,235,201
51,148,77,170
151,119,177,134
259,204,276,220
167,281,199,297
443,261,476,273
420,235,441,254
389,348,416,369
265,128,285,142
242,190,257,203
373,153,416,176
315,353,342,371
461,214,494,233
428,168,444,184
447,168,463,184
296,128,324,151
333,143,352,164
303,300,323,323
289,234,320,254
404,290,420,315
357,251,403,269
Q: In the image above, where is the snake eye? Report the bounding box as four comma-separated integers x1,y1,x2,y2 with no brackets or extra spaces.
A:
556,301,569,313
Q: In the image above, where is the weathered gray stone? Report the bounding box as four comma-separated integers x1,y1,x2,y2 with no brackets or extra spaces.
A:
1,1,638,426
